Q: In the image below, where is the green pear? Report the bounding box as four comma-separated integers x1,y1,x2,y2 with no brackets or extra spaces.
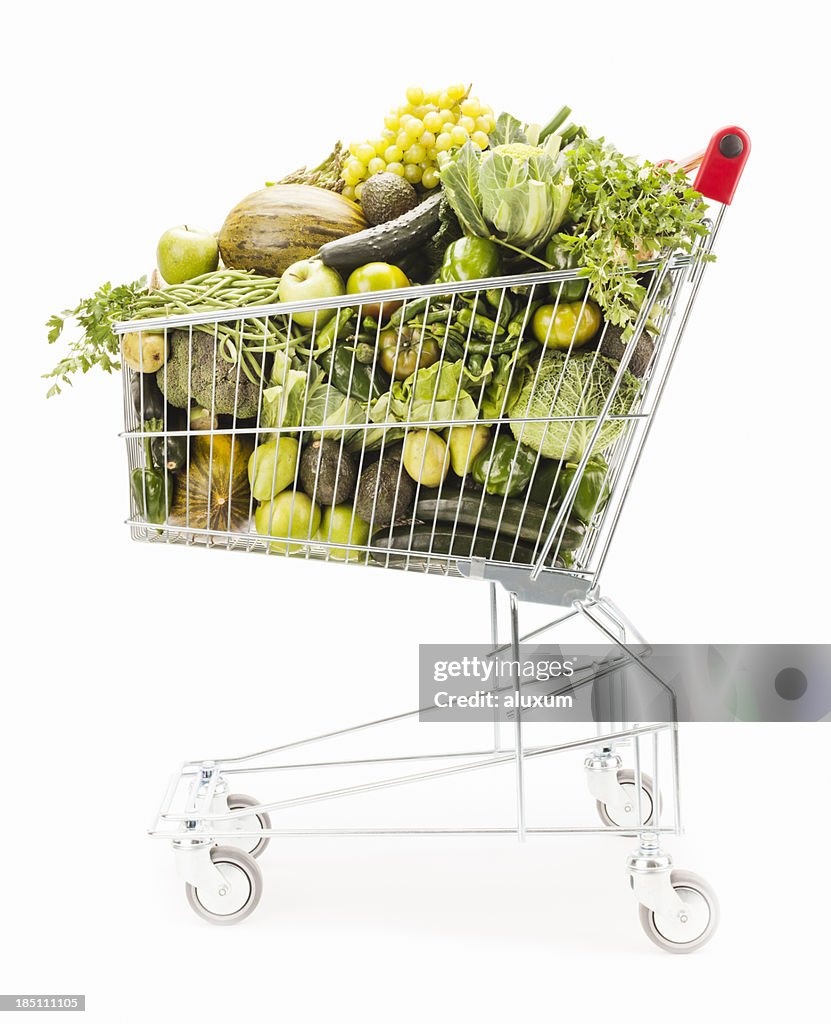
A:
447,425,491,476
248,438,299,501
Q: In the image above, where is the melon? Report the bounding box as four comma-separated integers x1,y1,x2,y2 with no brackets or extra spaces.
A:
218,184,368,277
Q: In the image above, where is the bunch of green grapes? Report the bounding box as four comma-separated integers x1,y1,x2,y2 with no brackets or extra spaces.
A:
341,84,495,201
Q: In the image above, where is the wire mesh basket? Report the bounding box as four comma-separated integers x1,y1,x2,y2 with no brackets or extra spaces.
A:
117,248,705,604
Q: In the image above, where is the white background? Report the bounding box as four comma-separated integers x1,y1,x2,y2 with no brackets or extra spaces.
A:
2,1,829,1020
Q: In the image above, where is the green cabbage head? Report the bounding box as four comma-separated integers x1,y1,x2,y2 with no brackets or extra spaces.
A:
441,135,572,252
509,352,640,461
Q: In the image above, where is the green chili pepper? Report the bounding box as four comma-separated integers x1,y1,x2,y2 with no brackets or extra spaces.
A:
440,237,502,283
443,338,466,362
131,467,174,524
312,308,355,354
472,436,538,497
457,307,503,337
389,296,432,326
507,299,544,336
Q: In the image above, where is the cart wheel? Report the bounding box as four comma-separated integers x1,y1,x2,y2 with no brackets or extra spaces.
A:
639,870,719,953
224,793,271,859
596,769,659,828
185,846,262,925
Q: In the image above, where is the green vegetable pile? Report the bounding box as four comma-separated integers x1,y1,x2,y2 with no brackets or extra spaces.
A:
46,87,714,571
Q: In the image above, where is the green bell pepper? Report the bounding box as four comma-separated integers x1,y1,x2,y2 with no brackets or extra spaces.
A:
472,435,537,497
557,457,610,524
545,239,588,303
528,458,563,507
440,237,502,283
131,466,174,524
319,345,389,404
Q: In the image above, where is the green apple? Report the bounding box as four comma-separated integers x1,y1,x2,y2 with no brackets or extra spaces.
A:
156,225,219,285
255,491,321,554
277,259,345,328
316,505,370,561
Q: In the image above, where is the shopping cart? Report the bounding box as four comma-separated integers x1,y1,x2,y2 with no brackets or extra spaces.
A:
116,127,749,949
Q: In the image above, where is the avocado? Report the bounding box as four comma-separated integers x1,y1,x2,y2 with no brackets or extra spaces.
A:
595,324,655,378
299,439,357,505
355,446,415,527
360,173,418,226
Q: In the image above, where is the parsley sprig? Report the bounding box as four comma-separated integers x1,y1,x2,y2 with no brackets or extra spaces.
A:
557,138,713,331
44,278,147,397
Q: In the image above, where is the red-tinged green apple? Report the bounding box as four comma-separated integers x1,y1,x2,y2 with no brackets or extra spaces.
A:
156,225,219,285
277,259,345,327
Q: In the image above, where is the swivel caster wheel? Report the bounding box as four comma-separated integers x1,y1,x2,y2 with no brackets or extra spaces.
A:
596,769,659,828
185,846,263,925
222,793,271,859
638,869,719,953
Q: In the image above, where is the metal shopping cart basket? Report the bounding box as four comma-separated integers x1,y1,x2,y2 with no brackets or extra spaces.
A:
116,127,749,949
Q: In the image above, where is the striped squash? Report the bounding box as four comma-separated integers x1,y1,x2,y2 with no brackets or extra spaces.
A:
218,184,368,277
169,434,254,535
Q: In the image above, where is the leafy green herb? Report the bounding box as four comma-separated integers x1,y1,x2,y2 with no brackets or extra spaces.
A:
44,278,147,396
556,138,713,330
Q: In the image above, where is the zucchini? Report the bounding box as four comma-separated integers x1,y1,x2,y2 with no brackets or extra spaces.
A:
414,487,585,556
370,490,585,569
150,434,189,474
371,523,529,567
318,192,443,276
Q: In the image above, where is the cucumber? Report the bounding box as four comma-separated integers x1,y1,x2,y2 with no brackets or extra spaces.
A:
318,193,443,276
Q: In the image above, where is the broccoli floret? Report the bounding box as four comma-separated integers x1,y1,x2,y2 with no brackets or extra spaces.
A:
158,330,261,418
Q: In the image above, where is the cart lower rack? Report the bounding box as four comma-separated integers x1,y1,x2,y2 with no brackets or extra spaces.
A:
117,127,749,950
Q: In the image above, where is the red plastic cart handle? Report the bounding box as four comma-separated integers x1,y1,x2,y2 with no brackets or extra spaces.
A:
658,127,750,205
692,126,750,205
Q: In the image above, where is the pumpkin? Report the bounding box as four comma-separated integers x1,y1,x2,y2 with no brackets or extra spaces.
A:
218,184,368,278
169,434,254,534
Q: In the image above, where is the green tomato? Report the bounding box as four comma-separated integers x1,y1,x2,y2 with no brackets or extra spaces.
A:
532,301,602,349
255,491,321,554
346,262,410,320
316,505,370,561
